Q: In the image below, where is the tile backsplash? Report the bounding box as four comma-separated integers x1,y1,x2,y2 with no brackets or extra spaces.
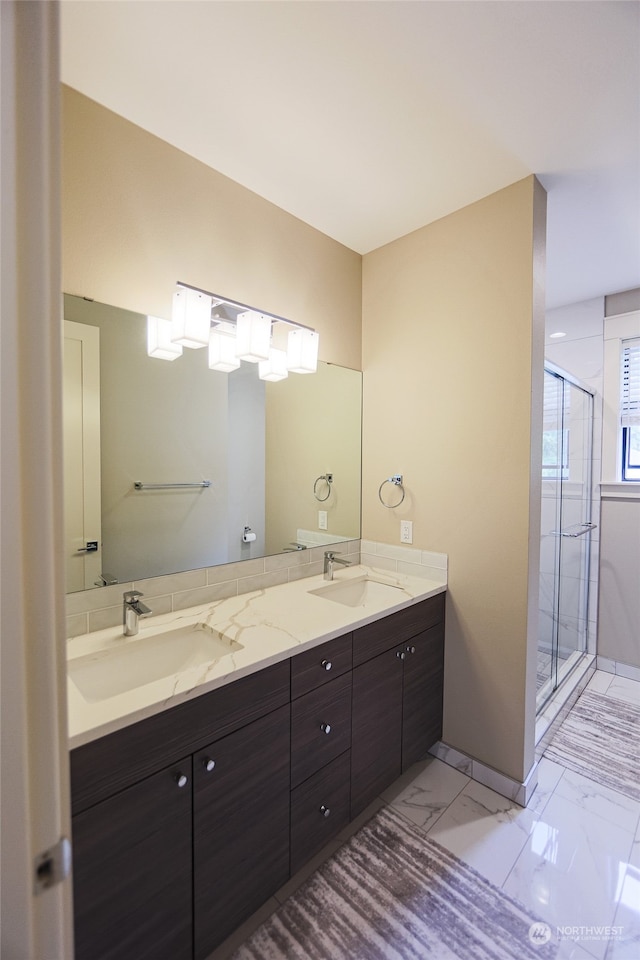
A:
360,540,448,582
66,541,361,638
65,539,448,638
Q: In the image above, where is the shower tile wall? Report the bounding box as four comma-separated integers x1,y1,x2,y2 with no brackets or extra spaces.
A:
544,296,604,658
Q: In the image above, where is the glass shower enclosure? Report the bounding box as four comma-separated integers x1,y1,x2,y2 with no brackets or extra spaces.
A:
537,364,595,711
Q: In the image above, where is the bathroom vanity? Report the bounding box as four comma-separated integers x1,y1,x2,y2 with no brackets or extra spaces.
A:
67,567,446,960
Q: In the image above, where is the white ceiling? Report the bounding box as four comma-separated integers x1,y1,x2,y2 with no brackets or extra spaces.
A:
60,0,640,309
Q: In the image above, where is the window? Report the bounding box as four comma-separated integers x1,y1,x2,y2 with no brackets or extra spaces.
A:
542,429,569,479
622,426,640,480
621,338,640,481
602,309,640,493
542,372,569,480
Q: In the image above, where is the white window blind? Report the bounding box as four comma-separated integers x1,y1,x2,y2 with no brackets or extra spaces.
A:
621,337,640,427
543,373,570,430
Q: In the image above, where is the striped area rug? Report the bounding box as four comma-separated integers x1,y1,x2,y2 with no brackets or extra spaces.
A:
544,690,640,802
231,806,557,960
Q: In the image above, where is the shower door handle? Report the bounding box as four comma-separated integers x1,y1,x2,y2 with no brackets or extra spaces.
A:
551,522,598,538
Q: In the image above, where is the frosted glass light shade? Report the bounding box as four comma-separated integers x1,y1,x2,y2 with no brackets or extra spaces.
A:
235,311,271,362
147,316,183,360
170,287,211,348
287,328,319,373
259,347,289,382
208,322,240,373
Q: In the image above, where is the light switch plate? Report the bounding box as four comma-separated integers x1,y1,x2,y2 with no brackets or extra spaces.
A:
400,520,413,544
318,510,328,530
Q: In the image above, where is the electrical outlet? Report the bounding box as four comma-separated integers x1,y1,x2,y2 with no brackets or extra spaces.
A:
318,510,328,530
400,520,413,544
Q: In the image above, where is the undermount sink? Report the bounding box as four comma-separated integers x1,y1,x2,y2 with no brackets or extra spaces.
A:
68,623,242,703
309,576,407,608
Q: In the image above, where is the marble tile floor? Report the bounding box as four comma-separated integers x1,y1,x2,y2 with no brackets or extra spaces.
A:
209,670,640,960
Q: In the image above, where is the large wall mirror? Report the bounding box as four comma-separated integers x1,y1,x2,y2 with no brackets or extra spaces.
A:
63,294,362,594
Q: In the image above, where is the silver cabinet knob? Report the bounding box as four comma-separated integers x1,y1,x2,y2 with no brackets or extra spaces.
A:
321,659,332,671
320,722,332,735
319,805,331,818
175,773,188,788
406,645,416,654
396,650,406,660
203,758,216,773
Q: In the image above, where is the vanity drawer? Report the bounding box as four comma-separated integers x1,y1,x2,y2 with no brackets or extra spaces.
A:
291,672,352,788
290,750,350,875
291,632,352,700
353,593,445,666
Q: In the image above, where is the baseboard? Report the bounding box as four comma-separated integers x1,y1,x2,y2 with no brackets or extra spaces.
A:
429,741,537,808
595,656,640,682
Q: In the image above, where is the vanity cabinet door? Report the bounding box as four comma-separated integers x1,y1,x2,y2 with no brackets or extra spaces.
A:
351,620,445,817
72,758,193,960
193,703,290,960
401,622,445,771
350,647,404,818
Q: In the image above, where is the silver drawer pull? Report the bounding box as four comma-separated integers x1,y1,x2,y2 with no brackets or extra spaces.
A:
320,722,332,735
175,773,188,789
406,645,416,654
321,659,332,671
319,805,331,818
203,758,216,773
396,650,406,661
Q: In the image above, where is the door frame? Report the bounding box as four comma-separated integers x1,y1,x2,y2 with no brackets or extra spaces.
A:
1,3,73,957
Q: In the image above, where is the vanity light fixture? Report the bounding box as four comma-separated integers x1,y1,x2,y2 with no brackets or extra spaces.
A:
147,315,183,360
235,310,272,363
258,347,289,382
208,321,241,372
287,327,319,374
152,282,320,378
170,286,212,348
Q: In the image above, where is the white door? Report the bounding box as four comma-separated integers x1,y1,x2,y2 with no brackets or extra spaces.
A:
63,320,102,591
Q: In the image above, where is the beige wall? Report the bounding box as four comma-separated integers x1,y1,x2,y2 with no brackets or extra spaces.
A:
598,500,640,669
362,177,546,782
61,86,362,371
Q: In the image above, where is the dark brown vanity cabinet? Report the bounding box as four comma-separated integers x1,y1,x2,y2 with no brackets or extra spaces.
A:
70,594,445,959
193,704,290,960
72,758,193,960
290,635,353,872
351,594,445,817
402,621,445,769
70,661,290,960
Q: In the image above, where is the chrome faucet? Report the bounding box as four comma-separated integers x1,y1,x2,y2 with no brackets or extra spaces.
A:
123,590,151,636
323,550,352,581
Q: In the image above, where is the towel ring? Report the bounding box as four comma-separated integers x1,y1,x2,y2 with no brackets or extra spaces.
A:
314,474,333,502
378,475,405,508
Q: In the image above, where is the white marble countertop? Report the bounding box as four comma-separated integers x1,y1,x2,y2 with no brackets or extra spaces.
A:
67,564,447,749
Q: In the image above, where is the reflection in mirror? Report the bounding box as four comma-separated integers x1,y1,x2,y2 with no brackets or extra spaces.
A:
63,295,362,593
